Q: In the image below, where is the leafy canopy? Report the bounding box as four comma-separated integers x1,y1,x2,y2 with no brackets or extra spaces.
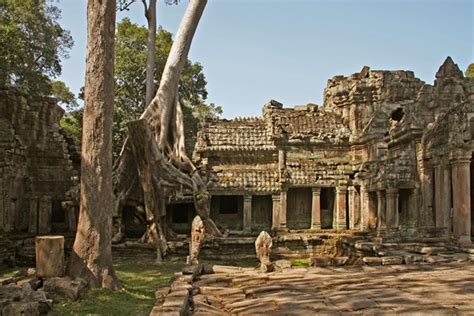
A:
465,63,474,78
0,0,73,95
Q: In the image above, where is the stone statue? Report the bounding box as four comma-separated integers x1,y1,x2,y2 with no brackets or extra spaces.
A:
255,231,273,272
187,215,205,265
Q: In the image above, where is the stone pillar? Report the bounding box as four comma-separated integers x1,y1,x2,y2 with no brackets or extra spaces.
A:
367,192,377,230
376,191,386,231
271,195,280,230
421,161,435,227
279,189,287,228
434,162,452,235
348,187,360,229
334,187,347,230
0,192,4,232
35,236,64,277
451,156,471,246
243,195,252,233
38,195,52,235
360,186,369,230
311,187,321,229
386,188,399,231
28,197,38,234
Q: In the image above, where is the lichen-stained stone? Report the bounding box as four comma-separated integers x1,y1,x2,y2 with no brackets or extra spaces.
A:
255,231,273,272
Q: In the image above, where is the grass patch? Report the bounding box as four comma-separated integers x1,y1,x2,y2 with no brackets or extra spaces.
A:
0,265,19,278
52,258,184,316
291,258,310,267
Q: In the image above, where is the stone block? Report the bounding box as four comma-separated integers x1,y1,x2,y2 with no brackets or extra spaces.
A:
381,256,403,265
331,256,349,266
43,277,87,301
362,257,382,265
311,255,332,267
37,196,52,235
35,236,64,277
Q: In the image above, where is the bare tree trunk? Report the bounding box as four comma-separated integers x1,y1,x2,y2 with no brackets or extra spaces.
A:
67,0,121,290
144,0,157,107
142,0,207,151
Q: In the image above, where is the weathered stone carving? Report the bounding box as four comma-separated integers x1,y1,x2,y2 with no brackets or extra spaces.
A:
187,215,205,265
255,231,273,272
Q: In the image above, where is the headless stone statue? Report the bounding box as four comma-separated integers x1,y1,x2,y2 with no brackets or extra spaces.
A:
187,215,205,265
255,231,273,272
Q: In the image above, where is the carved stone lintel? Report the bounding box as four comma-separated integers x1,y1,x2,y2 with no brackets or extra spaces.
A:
255,231,273,272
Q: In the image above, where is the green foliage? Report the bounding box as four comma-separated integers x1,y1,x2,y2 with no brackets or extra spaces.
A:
290,258,310,267
113,18,221,158
51,81,78,109
52,258,184,315
60,113,82,145
0,0,73,95
465,63,474,78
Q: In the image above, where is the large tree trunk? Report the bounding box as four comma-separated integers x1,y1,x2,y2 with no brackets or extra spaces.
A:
144,0,157,107
67,0,121,290
114,0,221,252
141,0,207,151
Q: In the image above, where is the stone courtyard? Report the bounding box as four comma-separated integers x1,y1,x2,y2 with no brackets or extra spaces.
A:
189,262,474,315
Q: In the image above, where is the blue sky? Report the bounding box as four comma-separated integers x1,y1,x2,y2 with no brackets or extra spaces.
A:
56,0,473,118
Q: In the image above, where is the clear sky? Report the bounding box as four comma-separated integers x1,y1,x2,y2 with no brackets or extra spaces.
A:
56,0,473,118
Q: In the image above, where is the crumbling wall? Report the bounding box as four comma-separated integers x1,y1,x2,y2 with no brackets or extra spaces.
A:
0,87,79,236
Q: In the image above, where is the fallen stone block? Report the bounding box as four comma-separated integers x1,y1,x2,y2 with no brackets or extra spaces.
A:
310,255,332,267
274,259,292,271
331,256,349,266
43,277,87,302
382,256,403,265
362,257,382,265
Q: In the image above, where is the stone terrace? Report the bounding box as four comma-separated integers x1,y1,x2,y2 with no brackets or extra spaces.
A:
190,262,474,315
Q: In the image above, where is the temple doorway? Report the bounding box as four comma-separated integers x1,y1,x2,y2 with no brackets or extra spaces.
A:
321,188,335,229
167,203,196,234
210,195,243,231
287,188,312,229
251,195,272,231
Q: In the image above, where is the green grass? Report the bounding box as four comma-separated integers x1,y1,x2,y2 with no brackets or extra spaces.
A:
0,266,19,278
290,258,310,267
52,258,184,316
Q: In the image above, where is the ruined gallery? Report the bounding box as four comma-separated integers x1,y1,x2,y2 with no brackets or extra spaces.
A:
2,57,472,253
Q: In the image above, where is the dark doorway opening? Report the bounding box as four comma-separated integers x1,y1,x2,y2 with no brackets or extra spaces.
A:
122,205,146,238
321,188,335,229
251,195,272,231
168,203,196,234
210,195,243,231
51,200,67,233
287,188,312,229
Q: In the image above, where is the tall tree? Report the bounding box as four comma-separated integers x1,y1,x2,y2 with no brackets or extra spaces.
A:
118,0,179,107
114,0,221,260
67,0,121,290
0,0,73,95
113,18,220,158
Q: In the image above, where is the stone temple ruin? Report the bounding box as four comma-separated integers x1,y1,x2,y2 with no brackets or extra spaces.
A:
0,57,473,266
186,57,473,245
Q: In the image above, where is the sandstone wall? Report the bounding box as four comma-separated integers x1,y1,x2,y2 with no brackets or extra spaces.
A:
0,87,79,235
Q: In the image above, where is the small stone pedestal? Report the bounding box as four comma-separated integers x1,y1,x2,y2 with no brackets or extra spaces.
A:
35,236,64,277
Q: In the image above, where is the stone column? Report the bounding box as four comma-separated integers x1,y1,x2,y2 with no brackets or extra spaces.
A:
376,191,386,232
271,195,280,230
38,195,52,235
243,195,252,233
311,187,321,229
28,197,38,234
279,189,287,228
434,162,452,235
421,161,435,227
368,192,377,230
386,188,399,231
451,155,471,246
360,186,369,231
334,187,347,230
348,187,360,229
0,192,4,232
